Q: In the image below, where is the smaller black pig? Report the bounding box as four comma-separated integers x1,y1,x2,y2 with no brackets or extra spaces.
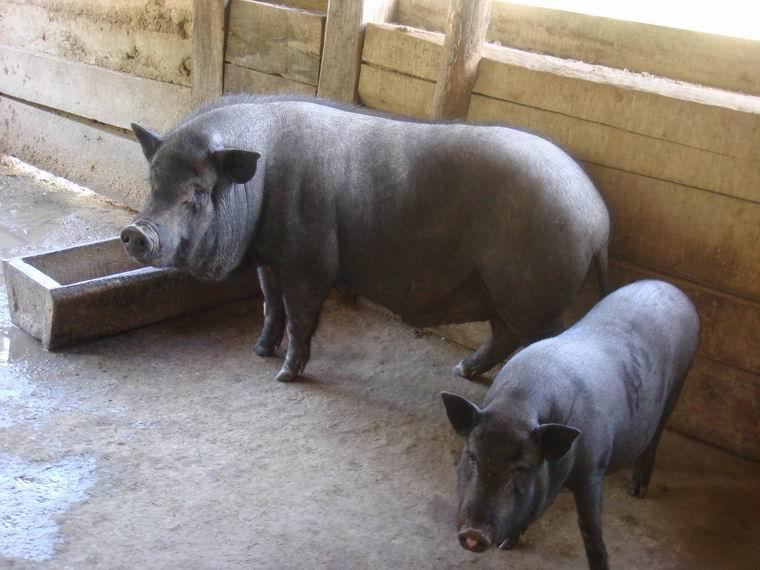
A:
441,280,699,570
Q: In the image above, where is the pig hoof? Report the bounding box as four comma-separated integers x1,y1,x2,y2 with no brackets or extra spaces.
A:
254,342,275,357
454,362,475,380
628,479,648,499
275,369,297,383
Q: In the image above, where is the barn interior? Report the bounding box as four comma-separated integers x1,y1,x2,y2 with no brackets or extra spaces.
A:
1,1,759,568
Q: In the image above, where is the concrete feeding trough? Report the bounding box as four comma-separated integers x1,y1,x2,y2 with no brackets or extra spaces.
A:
3,238,260,350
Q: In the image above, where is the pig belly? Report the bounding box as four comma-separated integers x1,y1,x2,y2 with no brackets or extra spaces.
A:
342,271,495,328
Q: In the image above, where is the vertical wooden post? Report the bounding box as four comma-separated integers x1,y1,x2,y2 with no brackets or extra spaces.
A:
432,0,492,120
318,0,397,103
192,0,228,106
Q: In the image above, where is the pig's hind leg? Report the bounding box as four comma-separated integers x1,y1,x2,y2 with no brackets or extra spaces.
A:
454,318,520,379
628,374,686,499
254,266,286,357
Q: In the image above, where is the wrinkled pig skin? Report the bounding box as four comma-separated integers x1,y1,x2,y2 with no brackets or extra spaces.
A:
123,95,610,383
443,280,700,570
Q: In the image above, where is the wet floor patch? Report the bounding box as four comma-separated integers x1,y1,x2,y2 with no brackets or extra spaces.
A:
0,453,97,562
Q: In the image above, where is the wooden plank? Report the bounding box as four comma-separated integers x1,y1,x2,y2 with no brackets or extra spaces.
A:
357,64,433,117
266,0,328,11
584,163,760,302
0,1,192,87
432,0,491,119
0,96,148,210
223,63,316,95
670,356,760,462
364,23,760,162
317,0,365,102
396,0,760,97
192,0,228,106
469,94,760,204
0,45,190,132
227,0,324,87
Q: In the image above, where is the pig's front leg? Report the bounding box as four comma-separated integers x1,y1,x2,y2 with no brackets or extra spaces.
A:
254,266,286,357
275,280,331,383
572,476,609,570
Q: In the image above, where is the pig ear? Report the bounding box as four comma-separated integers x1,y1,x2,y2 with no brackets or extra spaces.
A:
131,123,163,161
441,392,482,436
534,423,581,462
211,149,261,184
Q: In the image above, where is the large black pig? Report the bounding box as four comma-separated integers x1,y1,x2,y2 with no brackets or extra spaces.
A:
442,279,700,569
122,95,609,382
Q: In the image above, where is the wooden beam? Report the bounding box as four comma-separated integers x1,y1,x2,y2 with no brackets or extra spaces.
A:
317,0,366,102
317,1,396,102
431,0,491,119
0,45,190,132
226,0,325,87
192,0,229,106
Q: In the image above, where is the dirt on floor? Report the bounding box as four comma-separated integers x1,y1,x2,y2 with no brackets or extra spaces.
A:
1,159,759,569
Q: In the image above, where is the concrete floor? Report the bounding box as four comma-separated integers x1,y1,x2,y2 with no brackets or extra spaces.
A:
1,157,759,569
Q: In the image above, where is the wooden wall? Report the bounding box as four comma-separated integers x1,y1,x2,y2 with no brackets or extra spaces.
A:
1,0,758,461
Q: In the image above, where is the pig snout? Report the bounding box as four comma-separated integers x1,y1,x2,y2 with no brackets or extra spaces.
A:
458,526,492,553
121,223,159,262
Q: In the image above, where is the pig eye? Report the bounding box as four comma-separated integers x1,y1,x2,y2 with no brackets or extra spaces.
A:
188,188,210,211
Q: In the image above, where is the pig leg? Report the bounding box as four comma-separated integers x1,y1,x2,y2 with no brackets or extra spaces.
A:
573,477,609,570
628,431,662,499
628,376,685,498
275,281,331,383
454,318,520,379
254,266,286,357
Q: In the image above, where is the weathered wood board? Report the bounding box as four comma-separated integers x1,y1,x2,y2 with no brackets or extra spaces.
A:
364,24,760,162
0,0,192,87
670,356,760,462
224,63,316,95
226,0,325,87
266,0,328,12
191,0,227,106
0,95,148,210
585,164,760,302
395,0,760,97
0,45,190,132
358,64,433,117
469,94,760,204
317,0,365,102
